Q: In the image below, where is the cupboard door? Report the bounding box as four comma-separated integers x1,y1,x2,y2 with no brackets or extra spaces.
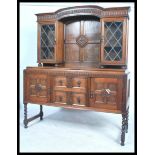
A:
39,23,56,62
64,19,101,65
90,78,123,110
101,18,128,65
24,72,50,104
38,21,64,64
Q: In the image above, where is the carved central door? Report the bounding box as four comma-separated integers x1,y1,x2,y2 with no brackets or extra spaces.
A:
64,17,101,66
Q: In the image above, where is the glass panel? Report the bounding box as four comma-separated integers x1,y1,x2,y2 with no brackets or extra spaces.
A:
41,24,55,60
104,21,123,61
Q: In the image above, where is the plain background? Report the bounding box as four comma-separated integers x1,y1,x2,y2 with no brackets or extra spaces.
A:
19,2,134,152
1,0,155,154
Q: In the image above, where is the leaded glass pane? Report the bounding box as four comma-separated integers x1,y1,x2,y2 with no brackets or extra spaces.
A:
41,24,55,60
104,22,123,61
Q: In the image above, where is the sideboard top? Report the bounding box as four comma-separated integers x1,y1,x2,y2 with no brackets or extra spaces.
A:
26,66,130,74
36,5,130,21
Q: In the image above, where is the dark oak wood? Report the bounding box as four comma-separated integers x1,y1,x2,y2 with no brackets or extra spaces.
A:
24,6,131,146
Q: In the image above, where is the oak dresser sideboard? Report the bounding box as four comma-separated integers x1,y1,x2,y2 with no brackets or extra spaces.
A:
23,5,131,146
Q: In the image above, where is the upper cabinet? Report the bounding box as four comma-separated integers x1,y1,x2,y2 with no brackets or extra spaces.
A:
37,20,64,65
36,6,130,68
100,17,128,66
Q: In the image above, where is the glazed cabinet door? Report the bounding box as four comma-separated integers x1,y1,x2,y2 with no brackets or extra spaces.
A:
24,71,50,104
90,77,123,110
37,21,64,64
100,18,128,66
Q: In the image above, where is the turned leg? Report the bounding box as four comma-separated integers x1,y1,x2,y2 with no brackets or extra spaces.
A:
23,104,44,128
121,113,126,146
125,108,129,133
23,103,28,128
40,105,43,120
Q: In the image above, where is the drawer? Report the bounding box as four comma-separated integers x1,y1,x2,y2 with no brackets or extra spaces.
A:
53,90,87,107
72,93,86,106
53,76,87,92
53,91,67,104
54,77,67,88
72,78,87,89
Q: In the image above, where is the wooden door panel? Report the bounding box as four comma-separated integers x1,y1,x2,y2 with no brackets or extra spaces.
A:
83,44,100,62
25,73,50,103
101,18,127,65
90,78,122,110
84,20,101,43
65,44,80,62
64,19,100,65
65,21,80,43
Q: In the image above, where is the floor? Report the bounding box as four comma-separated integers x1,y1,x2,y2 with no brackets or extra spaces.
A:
20,104,134,152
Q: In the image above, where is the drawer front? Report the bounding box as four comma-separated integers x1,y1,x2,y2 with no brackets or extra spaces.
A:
53,76,87,93
54,76,67,88
72,93,86,106
53,90,87,107
53,91,67,104
90,78,123,110
24,72,50,103
72,78,87,90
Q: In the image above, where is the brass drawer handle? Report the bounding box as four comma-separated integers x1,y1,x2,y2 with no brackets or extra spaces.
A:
77,81,81,87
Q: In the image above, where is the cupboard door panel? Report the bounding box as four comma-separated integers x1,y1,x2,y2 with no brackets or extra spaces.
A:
38,21,64,64
64,19,100,65
101,18,127,65
25,73,50,103
40,24,56,61
65,21,80,43
83,44,100,62
65,44,80,62
84,20,101,43
90,78,123,110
